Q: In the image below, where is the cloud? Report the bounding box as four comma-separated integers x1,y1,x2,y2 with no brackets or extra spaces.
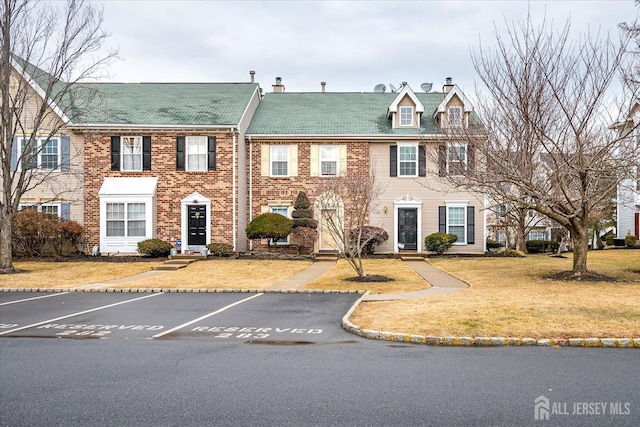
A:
96,0,637,92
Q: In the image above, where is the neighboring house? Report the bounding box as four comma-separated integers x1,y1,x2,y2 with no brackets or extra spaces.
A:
6,57,84,224
69,81,261,254
615,102,640,240
485,202,554,249
246,78,486,254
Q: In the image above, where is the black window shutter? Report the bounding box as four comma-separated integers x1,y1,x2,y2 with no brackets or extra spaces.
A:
176,136,185,170
390,145,397,177
143,136,151,170
207,136,216,171
419,145,426,177
110,136,120,171
467,206,475,244
438,143,446,177
438,206,446,233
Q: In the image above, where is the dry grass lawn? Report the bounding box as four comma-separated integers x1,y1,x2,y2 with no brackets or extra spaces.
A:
109,259,312,289
350,251,640,339
304,258,430,294
1,261,162,288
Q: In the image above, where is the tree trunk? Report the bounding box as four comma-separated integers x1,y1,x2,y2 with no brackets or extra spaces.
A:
0,212,15,273
571,227,590,276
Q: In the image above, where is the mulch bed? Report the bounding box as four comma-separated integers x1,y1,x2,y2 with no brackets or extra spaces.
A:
344,275,394,283
544,271,618,282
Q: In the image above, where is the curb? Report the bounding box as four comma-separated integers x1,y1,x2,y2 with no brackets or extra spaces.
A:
341,291,640,349
0,287,365,294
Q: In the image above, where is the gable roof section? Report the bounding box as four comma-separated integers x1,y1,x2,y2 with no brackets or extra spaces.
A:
247,92,447,137
73,82,260,127
11,54,71,124
387,84,424,118
435,85,475,115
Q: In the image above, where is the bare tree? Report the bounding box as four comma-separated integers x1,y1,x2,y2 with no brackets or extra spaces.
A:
441,15,637,276
0,0,115,272
316,171,382,278
487,201,548,252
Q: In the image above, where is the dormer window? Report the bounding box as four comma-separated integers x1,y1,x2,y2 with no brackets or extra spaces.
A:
448,106,462,127
400,106,414,126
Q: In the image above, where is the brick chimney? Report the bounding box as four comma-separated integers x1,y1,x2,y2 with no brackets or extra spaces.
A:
443,77,454,93
272,77,285,93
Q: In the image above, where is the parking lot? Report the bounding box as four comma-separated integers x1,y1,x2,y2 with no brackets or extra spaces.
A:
0,291,364,343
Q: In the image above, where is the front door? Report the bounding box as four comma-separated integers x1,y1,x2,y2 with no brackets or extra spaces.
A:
319,208,339,251
188,205,206,246
398,208,418,250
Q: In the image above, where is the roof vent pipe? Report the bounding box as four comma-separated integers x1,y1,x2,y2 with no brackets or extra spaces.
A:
250,70,255,83
321,81,326,93
275,77,282,85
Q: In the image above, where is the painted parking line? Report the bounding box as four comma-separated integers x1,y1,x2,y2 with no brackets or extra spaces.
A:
152,293,264,338
0,292,164,336
0,292,70,306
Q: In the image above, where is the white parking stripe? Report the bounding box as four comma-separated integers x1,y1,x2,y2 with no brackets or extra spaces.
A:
0,292,70,306
0,292,164,336
152,293,264,338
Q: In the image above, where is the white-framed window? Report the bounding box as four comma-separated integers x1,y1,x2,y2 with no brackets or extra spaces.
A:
271,145,289,177
40,204,59,217
121,136,143,171
398,144,418,177
186,136,207,171
448,106,462,127
447,205,467,244
106,202,146,237
527,230,549,241
399,106,413,126
17,136,61,170
447,142,467,175
269,206,290,245
319,146,339,176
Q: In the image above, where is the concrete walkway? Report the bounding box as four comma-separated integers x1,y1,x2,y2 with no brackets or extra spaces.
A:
362,259,468,301
68,257,467,301
268,260,336,290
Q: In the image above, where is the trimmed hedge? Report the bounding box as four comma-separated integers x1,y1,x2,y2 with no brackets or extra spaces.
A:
425,233,458,254
137,239,172,257
246,213,293,240
206,242,234,257
625,235,638,248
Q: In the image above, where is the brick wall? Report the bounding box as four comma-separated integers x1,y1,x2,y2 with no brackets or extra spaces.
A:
247,139,370,251
84,132,237,250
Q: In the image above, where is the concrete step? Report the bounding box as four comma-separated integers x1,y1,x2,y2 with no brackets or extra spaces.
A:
400,253,426,261
169,255,207,261
164,259,194,265
314,253,338,262
151,264,188,271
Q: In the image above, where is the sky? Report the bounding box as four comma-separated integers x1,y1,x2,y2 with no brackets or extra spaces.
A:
94,0,638,94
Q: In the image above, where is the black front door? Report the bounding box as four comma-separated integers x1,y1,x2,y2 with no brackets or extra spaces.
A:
398,208,418,250
188,205,206,246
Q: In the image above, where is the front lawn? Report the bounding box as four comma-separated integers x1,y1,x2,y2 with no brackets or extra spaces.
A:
350,250,640,339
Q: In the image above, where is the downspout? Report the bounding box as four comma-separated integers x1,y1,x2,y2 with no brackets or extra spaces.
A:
232,128,237,252
248,135,253,251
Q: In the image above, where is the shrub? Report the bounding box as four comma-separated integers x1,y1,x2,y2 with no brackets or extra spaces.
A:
246,213,293,241
349,226,389,255
292,191,318,229
605,234,615,246
486,239,504,251
425,233,457,255
51,220,85,256
525,240,553,253
206,242,234,257
625,234,638,248
291,227,318,254
11,209,60,257
137,239,172,257
497,249,526,257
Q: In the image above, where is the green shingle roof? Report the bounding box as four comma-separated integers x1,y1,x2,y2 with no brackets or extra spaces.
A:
246,92,448,136
74,82,259,126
